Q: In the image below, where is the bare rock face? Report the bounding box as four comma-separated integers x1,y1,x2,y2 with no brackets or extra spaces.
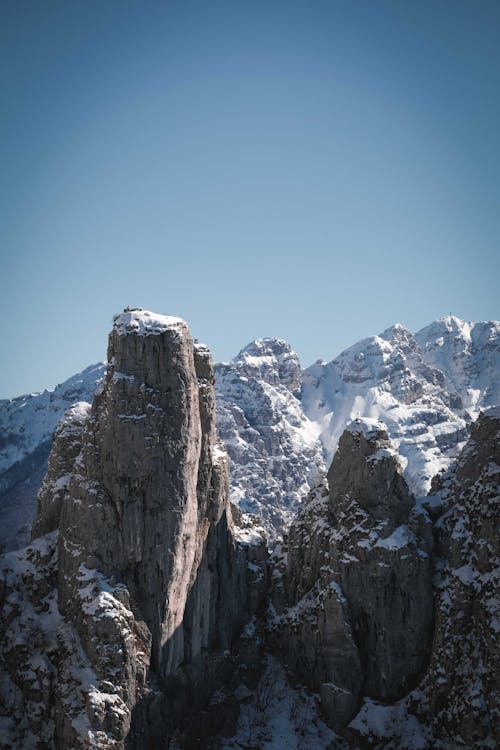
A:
344,408,499,750
0,309,255,749
415,406,500,748
31,402,91,539
271,418,433,729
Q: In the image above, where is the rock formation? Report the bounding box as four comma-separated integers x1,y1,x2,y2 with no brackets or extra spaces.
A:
0,311,498,749
215,337,325,541
0,309,263,749
1,316,498,550
271,418,434,730
269,409,499,748
0,364,104,552
414,405,500,748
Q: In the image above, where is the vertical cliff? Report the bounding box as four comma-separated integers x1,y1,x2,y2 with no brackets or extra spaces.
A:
1,309,255,749
271,418,433,730
415,406,500,748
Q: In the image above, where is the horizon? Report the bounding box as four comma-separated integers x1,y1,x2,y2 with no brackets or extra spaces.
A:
3,309,498,401
2,0,499,398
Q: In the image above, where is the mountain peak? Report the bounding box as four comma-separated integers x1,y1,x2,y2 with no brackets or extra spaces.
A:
416,315,472,342
237,337,294,361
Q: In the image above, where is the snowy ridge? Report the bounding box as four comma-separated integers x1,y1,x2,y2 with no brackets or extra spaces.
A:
0,363,104,477
0,364,104,551
215,338,325,541
302,316,499,494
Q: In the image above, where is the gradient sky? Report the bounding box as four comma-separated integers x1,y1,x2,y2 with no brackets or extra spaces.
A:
1,0,499,398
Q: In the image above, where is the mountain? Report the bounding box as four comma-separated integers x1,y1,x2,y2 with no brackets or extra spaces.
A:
0,316,498,550
269,408,499,748
270,418,433,730
0,309,264,749
302,316,500,495
0,364,105,551
0,309,498,749
215,338,325,540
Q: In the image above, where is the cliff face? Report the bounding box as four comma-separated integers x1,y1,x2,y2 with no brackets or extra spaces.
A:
271,418,433,730
1,311,497,750
0,309,256,749
415,406,500,748
270,410,499,748
55,311,245,675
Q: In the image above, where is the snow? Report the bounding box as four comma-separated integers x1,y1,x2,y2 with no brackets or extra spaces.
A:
113,308,185,336
375,524,413,551
452,564,476,585
234,525,267,547
222,656,337,750
350,697,430,749
347,417,387,440
0,364,102,477
302,317,499,496
216,337,326,541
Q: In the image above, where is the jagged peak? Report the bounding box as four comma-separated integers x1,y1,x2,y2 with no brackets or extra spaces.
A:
416,315,473,342
334,334,392,363
236,337,295,362
56,401,91,433
113,307,186,336
379,322,413,343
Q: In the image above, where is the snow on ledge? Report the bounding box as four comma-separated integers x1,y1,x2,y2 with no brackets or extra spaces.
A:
113,308,186,336
346,417,387,440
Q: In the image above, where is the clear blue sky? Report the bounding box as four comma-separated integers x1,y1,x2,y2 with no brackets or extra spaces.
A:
1,0,499,398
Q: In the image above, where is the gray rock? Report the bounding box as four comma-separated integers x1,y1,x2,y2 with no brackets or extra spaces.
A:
272,417,433,728
215,337,325,541
31,401,91,539
415,407,500,748
1,309,256,749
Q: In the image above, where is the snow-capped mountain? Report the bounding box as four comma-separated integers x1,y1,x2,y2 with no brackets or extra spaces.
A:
302,317,499,494
215,338,325,540
0,364,105,550
0,316,498,551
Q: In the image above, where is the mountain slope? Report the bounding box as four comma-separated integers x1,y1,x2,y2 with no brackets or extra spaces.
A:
0,364,105,550
215,338,325,541
302,317,499,494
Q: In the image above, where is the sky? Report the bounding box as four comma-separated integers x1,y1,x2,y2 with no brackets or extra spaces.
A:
1,0,499,398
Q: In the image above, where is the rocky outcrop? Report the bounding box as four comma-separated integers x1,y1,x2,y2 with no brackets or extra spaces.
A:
414,406,500,748
0,309,260,749
341,408,500,750
31,402,91,539
0,364,104,552
271,418,433,730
